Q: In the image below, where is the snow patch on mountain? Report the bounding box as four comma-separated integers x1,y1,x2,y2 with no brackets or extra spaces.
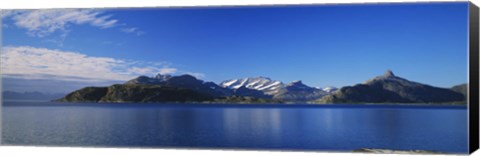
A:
220,77,285,94
322,86,338,93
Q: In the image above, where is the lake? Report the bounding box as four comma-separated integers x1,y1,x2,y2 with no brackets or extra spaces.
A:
1,101,468,153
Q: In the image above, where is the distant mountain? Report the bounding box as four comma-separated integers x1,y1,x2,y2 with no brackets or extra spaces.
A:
451,83,467,100
220,77,330,101
232,86,272,99
124,73,172,85
58,71,466,105
3,91,65,101
57,84,214,103
316,70,465,104
126,74,231,97
321,87,338,93
220,77,284,95
58,74,226,102
272,81,328,101
58,74,270,103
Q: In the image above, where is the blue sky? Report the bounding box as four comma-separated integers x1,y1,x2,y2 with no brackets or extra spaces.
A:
1,2,469,93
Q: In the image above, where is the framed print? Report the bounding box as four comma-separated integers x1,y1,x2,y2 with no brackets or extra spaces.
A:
1,1,479,155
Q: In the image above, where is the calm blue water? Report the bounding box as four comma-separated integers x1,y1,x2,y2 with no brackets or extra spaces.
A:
2,101,468,153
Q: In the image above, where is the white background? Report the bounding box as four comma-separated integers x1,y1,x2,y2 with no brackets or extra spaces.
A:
0,0,479,156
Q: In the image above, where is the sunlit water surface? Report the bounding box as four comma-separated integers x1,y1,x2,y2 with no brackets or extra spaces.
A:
2,102,468,153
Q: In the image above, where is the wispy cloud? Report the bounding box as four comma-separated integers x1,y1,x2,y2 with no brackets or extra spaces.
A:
2,9,145,46
1,10,20,19
159,68,178,74
126,67,176,76
1,46,177,82
3,9,118,37
121,27,145,36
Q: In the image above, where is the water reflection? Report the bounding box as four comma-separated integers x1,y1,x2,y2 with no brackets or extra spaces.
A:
2,103,468,153
221,108,283,147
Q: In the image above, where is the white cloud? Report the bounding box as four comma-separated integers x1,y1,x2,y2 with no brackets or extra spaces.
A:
121,27,145,36
3,9,145,45
126,66,176,76
4,9,118,37
0,46,178,82
159,68,177,74
121,27,137,33
1,10,20,19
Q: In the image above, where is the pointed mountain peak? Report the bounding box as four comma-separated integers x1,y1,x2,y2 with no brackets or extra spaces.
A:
288,80,303,85
254,76,272,80
287,80,311,88
154,73,172,80
137,75,149,79
176,74,199,80
364,70,401,84
284,80,318,93
384,70,395,77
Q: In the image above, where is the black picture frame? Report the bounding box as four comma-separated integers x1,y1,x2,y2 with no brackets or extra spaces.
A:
469,1,479,154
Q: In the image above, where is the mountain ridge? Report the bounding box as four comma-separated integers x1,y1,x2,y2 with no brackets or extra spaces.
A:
316,70,465,104
56,70,467,105
219,76,332,101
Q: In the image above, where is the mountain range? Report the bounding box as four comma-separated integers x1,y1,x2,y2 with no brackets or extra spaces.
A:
220,77,333,101
56,70,466,105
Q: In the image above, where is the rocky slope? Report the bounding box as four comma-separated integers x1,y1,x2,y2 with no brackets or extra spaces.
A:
58,71,466,104
57,74,270,103
125,74,232,97
451,83,467,98
57,84,214,103
272,81,328,101
220,77,284,95
220,77,330,101
316,70,465,104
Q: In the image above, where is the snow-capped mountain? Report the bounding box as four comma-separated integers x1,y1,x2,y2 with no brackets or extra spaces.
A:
124,73,271,98
125,73,172,85
273,80,329,101
58,70,467,104
322,87,338,93
221,77,331,101
154,73,172,81
125,74,334,102
220,77,284,95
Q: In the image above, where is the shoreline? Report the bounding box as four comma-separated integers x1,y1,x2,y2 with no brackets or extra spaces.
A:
3,100,468,109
